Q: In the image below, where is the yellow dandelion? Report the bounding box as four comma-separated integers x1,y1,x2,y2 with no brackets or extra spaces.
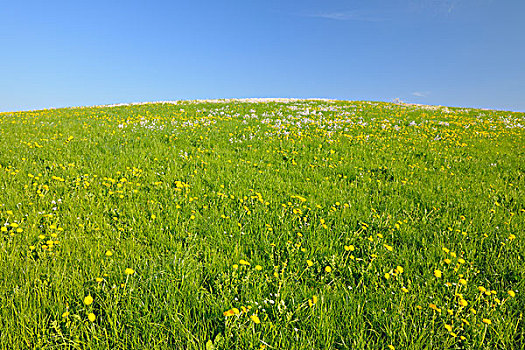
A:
434,270,442,278
459,299,468,307
325,266,332,273
306,260,313,267
239,259,250,266
344,245,355,251
83,295,93,306
250,314,261,324
445,324,452,332
105,250,113,257
87,313,96,322
482,318,492,325
255,265,262,271
508,290,516,297
124,268,135,275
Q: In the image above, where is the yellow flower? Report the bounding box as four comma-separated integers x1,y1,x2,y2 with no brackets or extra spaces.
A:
459,279,467,286
434,270,442,278
444,259,451,264
459,299,468,307
478,286,486,293
388,345,395,350
125,268,135,275
401,287,408,293
344,245,355,251
250,315,261,324
239,259,250,266
62,311,70,318
223,309,235,317
482,318,492,325
325,266,332,273
105,250,113,257
255,265,262,271
83,295,93,306
306,260,313,267
384,273,390,280
508,290,516,297
445,324,452,332
395,266,404,274
87,313,96,322
95,277,103,283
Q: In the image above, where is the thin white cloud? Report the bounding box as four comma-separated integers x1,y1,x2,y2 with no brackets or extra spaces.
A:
412,91,429,97
305,11,383,22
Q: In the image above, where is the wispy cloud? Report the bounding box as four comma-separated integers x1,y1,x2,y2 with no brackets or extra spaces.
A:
304,11,384,22
412,91,430,97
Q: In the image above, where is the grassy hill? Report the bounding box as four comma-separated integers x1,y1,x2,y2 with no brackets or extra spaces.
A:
1,99,524,349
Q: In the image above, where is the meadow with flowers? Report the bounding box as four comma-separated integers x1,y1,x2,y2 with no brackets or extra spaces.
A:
0,99,523,349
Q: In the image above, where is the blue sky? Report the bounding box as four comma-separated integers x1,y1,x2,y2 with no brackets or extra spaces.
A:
1,0,524,112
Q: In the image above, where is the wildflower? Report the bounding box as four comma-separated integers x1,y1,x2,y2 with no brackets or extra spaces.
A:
445,324,452,332
459,299,468,307
384,273,390,280
482,318,492,325
478,286,486,293
232,264,238,269
105,250,113,257
325,266,332,273
344,245,355,251
62,311,70,318
239,259,250,266
306,260,313,267
95,277,103,283
459,279,467,286
388,345,395,350
434,270,442,278
255,265,262,271
250,314,261,324
88,313,96,322
395,266,404,274
429,304,441,312
444,259,451,264
401,287,408,293
508,290,516,297
84,295,93,306
124,268,135,275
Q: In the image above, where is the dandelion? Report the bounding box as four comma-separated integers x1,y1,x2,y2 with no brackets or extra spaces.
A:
482,318,492,325
306,260,313,267
239,259,250,266
508,290,516,297
62,311,70,318
434,270,442,278
325,266,332,273
84,295,93,306
250,314,261,324
88,313,96,322
459,278,467,286
255,265,262,271
445,324,452,332
344,245,355,251
125,268,135,275
459,299,468,307
105,250,113,257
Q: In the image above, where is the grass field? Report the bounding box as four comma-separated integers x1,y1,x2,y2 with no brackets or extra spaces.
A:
0,99,523,349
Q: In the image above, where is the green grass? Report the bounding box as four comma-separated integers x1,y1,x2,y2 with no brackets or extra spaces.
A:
0,99,523,349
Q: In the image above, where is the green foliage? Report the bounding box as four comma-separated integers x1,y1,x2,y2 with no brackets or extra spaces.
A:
0,100,523,349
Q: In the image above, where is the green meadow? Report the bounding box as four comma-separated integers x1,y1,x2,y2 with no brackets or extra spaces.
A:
0,99,523,349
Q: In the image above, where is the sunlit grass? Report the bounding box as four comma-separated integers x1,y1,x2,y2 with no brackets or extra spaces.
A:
0,99,523,349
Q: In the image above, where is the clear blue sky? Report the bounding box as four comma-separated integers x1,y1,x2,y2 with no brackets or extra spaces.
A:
1,0,524,112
